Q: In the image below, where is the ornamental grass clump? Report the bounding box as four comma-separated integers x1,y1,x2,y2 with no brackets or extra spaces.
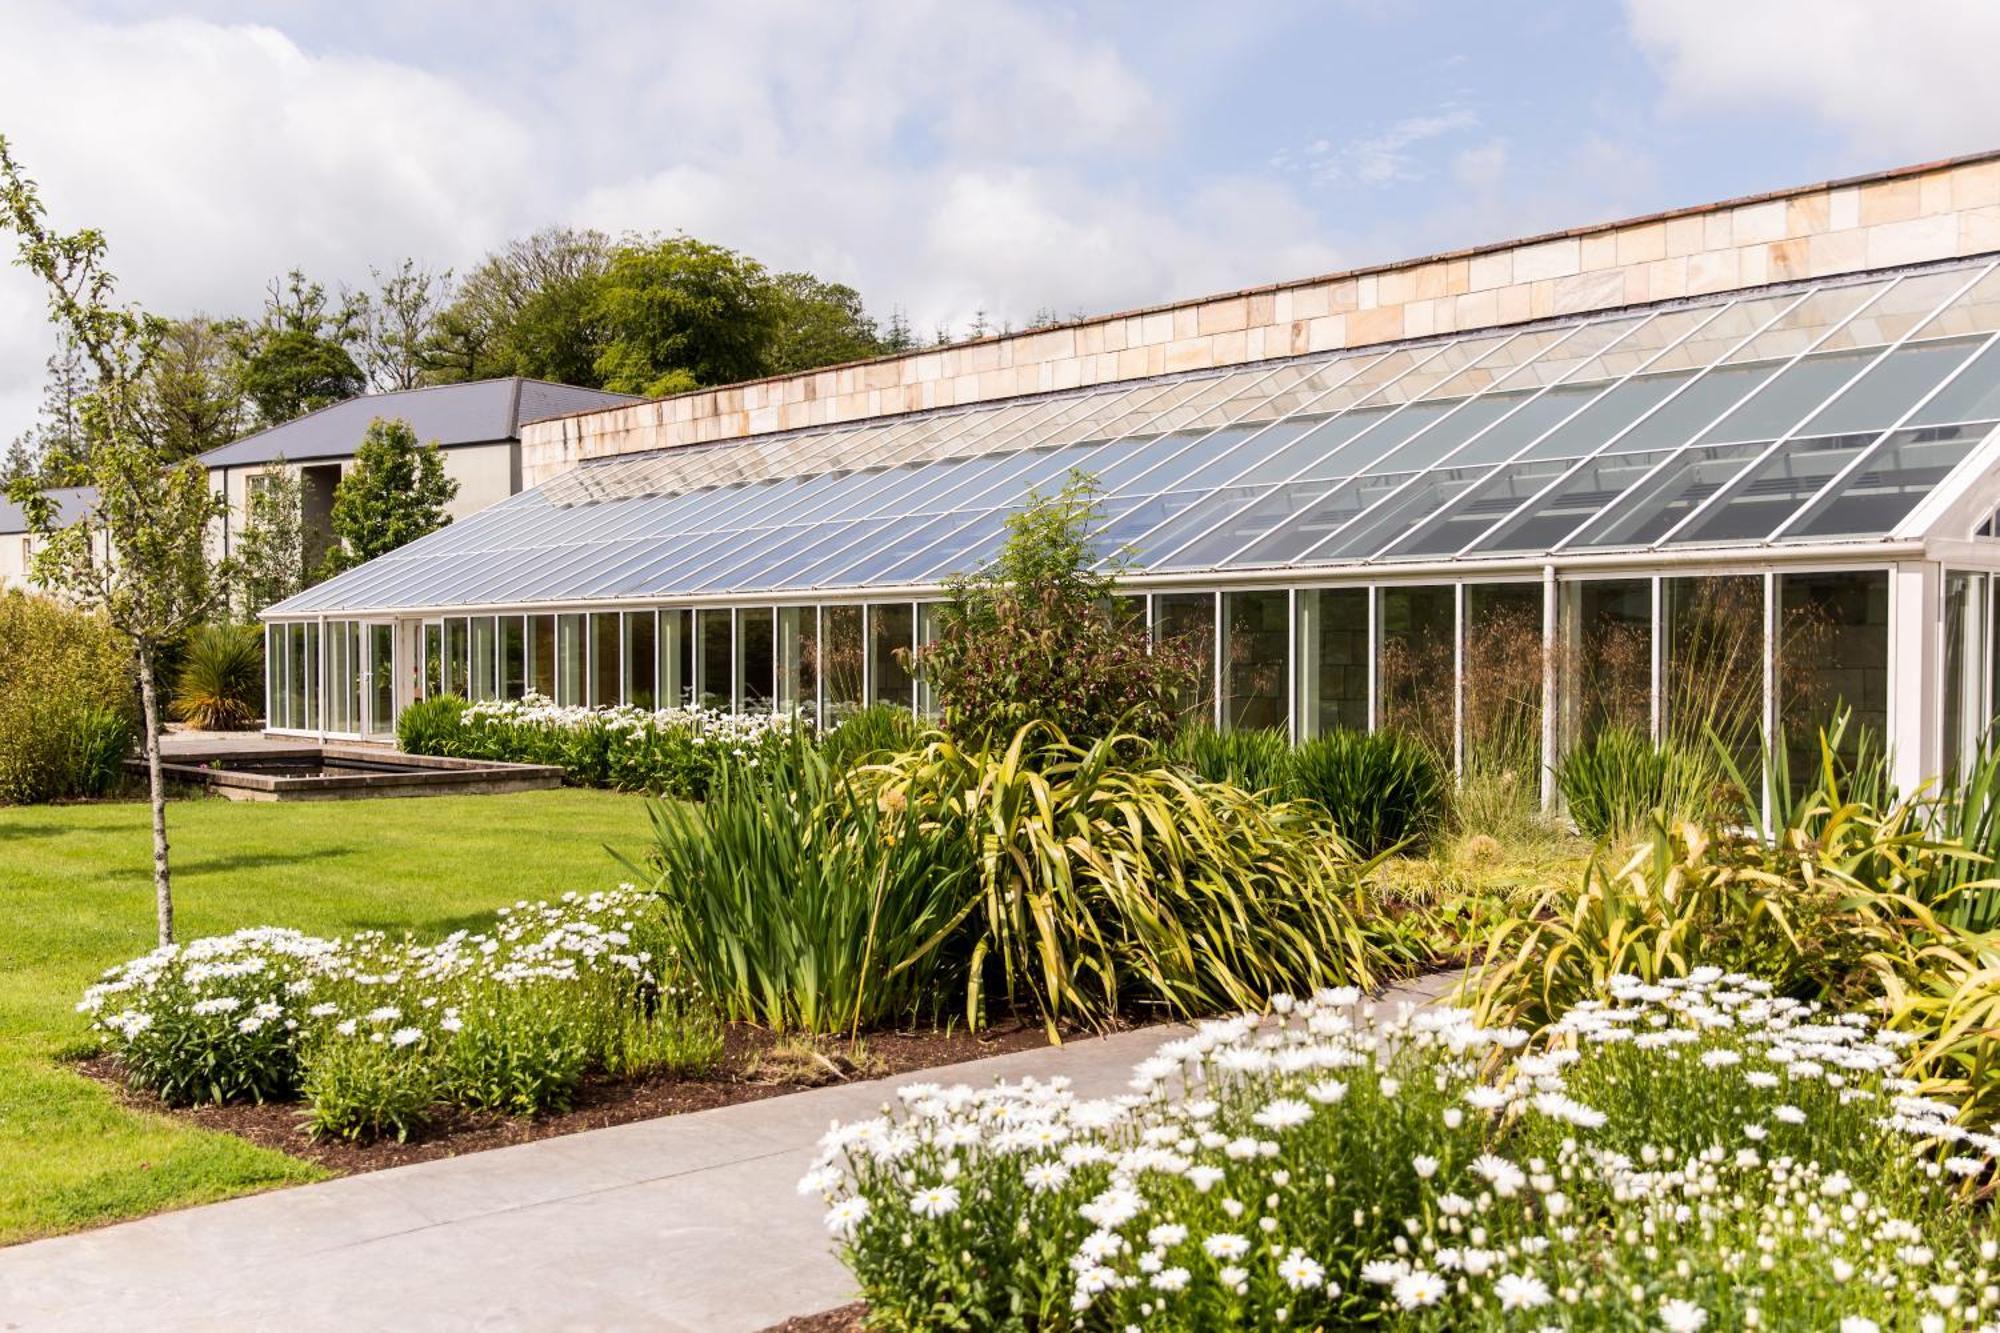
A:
808,972,1995,1331
80,890,719,1141
862,723,1394,1039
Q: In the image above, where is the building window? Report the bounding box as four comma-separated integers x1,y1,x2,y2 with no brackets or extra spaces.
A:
1296,588,1368,738
1223,590,1288,733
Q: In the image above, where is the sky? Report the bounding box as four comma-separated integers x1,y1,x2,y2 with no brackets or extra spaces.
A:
4,0,2000,445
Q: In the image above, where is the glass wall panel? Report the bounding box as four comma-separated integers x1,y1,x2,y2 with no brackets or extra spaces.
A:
623,610,657,709
444,617,469,697
777,606,819,720
286,622,307,728
915,603,939,718
1944,572,1988,778
824,605,865,721
1224,590,1289,733
556,613,586,706
1560,578,1651,751
470,615,497,702
1663,575,1763,789
305,622,320,731
660,609,692,708
423,622,443,698
590,613,621,708
1778,570,1889,778
529,614,556,699
697,608,732,709
1464,584,1544,803
738,607,775,712
868,603,916,709
499,617,525,700
368,622,395,735
1377,585,1455,762
1154,592,1216,727
1296,588,1368,737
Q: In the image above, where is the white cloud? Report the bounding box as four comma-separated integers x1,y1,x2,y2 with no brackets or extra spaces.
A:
1273,108,1482,187
0,2,532,440
1627,0,2000,159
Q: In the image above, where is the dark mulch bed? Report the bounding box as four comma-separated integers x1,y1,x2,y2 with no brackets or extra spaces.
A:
765,1303,869,1332
74,1018,1086,1176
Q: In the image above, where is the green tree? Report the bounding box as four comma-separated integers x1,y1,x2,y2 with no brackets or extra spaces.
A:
0,135,230,945
350,259,454,392
234,457,305,618
591,236,778,395
142,315,246,460
765,271,885,373
429,226,610,385
916,472,1198,746
232,269,364,424
320,417,458,576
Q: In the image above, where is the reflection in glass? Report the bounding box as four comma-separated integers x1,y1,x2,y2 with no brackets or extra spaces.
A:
423,622,443,699
1559,579,1651,751
1224,590,1289,732
697,608,731,709
1663,575,1762,790
1153,593,1216,727
738,607,775,711
470,616,496,702
869,603,916,709
590,613,621,708
824,606,865,721
529,615,556,698
1463,584,1544,808
444,617,469,697
1778,570,1888,780
499,616,525,701
1943,572,1988,779
659,609,692,707
369,623,395,734
1296,588,1367,737
1376,585,1455,762
556,613,585,707
777,606,819,720
623,610,657,709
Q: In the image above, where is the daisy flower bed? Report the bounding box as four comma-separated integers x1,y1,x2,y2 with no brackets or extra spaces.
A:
805,972,1998,1331
73,891,1070,1170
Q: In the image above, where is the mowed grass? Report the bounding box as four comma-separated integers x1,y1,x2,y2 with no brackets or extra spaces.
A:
0,788,654,1245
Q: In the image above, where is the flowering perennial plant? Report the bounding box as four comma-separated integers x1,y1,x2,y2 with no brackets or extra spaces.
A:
80,890,717,1138
425,693,814,798
806,972,1998,1330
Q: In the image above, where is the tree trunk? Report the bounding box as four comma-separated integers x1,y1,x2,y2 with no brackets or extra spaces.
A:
137,646,174,945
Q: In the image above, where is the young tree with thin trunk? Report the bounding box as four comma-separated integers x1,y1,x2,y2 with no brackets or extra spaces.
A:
0,135,227,945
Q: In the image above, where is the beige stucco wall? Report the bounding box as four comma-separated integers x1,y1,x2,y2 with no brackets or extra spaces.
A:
212,440,518,559
0,531,32,591
522,151,2000,488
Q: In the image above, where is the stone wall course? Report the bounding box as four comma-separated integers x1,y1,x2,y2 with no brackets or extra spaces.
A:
520,151,2000,486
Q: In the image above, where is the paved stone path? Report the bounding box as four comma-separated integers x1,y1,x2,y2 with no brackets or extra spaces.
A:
0,972,1462,1333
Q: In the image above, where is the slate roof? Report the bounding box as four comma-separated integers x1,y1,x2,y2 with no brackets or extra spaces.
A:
0,485,97,535
197,378,638,469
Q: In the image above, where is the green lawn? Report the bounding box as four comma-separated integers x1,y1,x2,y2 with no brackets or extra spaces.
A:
0,788,655,1244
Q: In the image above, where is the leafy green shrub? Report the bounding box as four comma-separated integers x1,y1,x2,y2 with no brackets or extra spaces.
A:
1288,729,1448,857
1556,724,1670,837
395,693,468,755
820,702,919,771
867,724,1390,1037
813,977,1977,1332
643,749,976,1034
915,473,1199,746
301,1033,441,1143
168,622,264,730
1165,726,1291,795
0,591,134,803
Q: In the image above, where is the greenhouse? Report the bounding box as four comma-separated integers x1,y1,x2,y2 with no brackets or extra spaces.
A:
265,252,2000,808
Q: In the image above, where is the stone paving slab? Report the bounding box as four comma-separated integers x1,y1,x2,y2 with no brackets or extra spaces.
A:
0,973,1460,1333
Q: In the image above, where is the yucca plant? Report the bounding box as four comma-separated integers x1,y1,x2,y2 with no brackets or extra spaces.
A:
820,702,920,771
1164,725,1292,796
1287,728,1447,856
640,746,976,1036
868,722,1390,1040
169,623,264,731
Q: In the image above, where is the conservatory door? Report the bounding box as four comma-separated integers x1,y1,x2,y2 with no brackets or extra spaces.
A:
362,621,398,740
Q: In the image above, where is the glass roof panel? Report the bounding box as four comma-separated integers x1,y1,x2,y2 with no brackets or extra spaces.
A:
270,258,2000,619
1563,443,1771,548
1784,422,1997,539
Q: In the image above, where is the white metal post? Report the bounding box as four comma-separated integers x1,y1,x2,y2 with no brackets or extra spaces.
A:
1649,575,1664,744
1762,571,1777,835
1541,566,1558,813
1366,586,1378,733
1453,583,1466,779
1212,591,1225,732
